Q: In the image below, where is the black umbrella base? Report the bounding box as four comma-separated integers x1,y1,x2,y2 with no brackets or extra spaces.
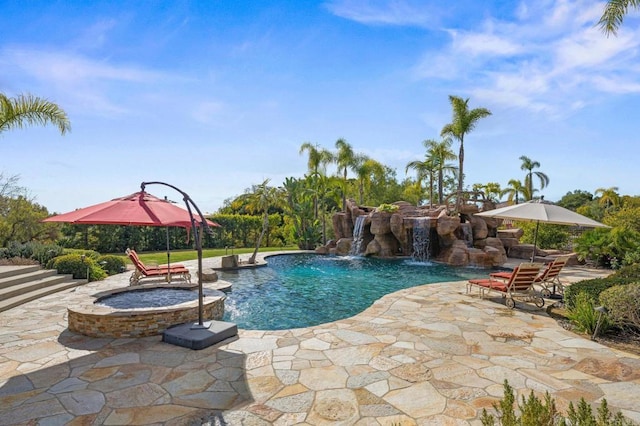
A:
163,320,238,350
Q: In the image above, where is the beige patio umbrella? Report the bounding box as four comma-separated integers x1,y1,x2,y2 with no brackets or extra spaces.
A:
475,199,610,262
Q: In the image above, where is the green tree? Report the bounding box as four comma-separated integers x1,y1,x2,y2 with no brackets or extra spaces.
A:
599,0,640,35
440,96,491,211
354,156,384,205
282,177,321,249
519,155,549,200
241,179,285,264
557,190,594,211
501,179,529,204
425,137,457,204
299,142,333,218
0,196,52,246
472,182,502,203
0,93,70,136
405,156,435,207
596,186,621,209
334,138,358,211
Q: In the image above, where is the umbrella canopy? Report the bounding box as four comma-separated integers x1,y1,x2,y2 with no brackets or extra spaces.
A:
475,199,609,262
43,191,217,228
42,191,219,281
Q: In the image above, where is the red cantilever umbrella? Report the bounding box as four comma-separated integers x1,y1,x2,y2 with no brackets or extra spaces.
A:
42,191,217,228
43,191,219,273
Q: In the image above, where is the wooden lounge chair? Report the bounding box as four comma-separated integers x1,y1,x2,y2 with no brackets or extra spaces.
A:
125,248,191,286
467,263,544,309
489,255,570,297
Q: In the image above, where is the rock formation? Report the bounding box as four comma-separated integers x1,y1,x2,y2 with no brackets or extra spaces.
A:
320,199,508,267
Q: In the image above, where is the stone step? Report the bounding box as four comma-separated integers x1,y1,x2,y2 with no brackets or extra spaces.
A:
0,265,41,280
0,268,58,290
0,278,87,312
0,265,88,313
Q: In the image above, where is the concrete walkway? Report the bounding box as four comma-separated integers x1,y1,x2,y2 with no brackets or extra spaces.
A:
0,254,638,425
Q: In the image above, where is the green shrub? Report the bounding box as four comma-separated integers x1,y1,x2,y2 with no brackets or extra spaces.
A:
564,275,634,311
47,254,107,281
377,203,399,213
0,242,65,265
96,254,127,275
62,248,101,260
599,283,640,330
480,380,635,426
610,263,640,281
516,221,570,250
567,292,610,336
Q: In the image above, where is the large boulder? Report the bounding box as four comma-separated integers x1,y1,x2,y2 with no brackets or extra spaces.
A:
468,215,488,240
333,212,352,240
437,240,469,266
365,233,400,257
334,238,353,256
370,211,393,235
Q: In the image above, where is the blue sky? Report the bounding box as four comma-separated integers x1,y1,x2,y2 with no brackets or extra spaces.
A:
1,0,639,214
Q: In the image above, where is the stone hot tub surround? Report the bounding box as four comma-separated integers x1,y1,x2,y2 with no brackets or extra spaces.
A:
67,284,226,338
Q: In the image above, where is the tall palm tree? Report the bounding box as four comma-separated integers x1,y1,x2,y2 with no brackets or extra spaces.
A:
299,142,333,218
299,142,333,175
0,93,70,136
595,186,621,209
243,179,284,264
425,137,457,205
501,179,529,205
599,0,640,35
519,155,549,200
440,96,491,211
406,156,436,207
334,138,357,211
354,156,384,205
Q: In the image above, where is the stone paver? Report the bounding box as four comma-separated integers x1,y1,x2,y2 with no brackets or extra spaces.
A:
1,254,638,425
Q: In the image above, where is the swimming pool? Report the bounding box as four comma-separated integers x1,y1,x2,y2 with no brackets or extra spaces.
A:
214,253,497,330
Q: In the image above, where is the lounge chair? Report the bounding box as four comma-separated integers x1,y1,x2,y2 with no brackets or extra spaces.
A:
467,263,545,309
125,248,191,286
489,255,570,297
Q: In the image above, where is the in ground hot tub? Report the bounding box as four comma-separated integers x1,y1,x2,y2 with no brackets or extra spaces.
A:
67,285,226,338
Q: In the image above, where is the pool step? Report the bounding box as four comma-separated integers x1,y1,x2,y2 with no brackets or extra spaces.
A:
0,265,88,313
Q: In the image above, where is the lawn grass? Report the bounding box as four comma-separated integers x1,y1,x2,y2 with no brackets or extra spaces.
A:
127,246,300,265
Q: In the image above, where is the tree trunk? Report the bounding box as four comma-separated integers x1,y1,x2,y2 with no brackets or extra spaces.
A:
249,212,269,264
457,139,465,212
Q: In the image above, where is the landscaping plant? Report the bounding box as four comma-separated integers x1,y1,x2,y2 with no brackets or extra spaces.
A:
480,380,635,425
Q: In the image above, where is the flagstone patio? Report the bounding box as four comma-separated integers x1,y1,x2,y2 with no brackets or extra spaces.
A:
0,254,638,425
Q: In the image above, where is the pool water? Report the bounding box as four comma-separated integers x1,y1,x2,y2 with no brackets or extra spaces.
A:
96,288,198,309
215,254,496,330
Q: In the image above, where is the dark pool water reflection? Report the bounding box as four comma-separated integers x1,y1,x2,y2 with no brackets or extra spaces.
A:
216,253,495,330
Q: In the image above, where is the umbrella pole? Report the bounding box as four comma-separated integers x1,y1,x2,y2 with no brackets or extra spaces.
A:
166,226,171,283
531,221,540,263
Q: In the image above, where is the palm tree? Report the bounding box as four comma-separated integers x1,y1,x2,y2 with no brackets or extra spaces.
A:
425,137,457,205
501,179,528,205
243,179,284,264
473,182,502,203
595,186,621,209
299,142,333,175
299,142,333,218
406,156,436,207
440,96,491,211
334,138,357,211
0,93,70,136
354,156,384,205
519,155,549,200
599,0,640,35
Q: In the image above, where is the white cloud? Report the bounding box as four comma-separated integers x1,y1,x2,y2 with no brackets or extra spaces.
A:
413,0,640,116
323,0,442,28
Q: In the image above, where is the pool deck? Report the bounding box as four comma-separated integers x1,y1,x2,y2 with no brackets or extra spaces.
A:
1,253,639,425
